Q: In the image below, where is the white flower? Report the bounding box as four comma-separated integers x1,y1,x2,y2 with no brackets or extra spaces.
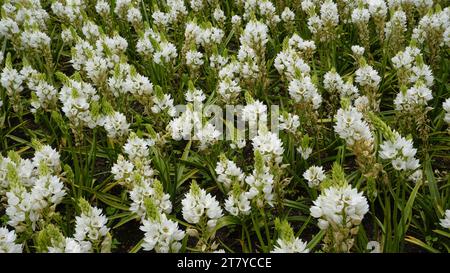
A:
279,113,300,133
102,111,130,139
141,213,185,253
74,200,110,243
20,29,51,52
185,87,206,104
59,78,100,128
181,182,223,226
384,10,407,39
351,7,370,24
297,146,313,160
215,158,245,190
127,7,142,25
252,131,284,164
33,145,61,175
443,98,450,125
95,0,110,15
245,160,274,207
323,70,344,93
303,166,326,188
440,210,450,229
151,93,176,116
394,84,433,111
0,18,20,39
242,100,268,124
1,66,24,96
217,78,241,100
30,175,66,210
368,0,387,18
334,106,373,146
351,45,365,57
240,20,269,49
288,76,322,109
131,182,172,217
410,64,434,87
225,190,251,217
123,134,152,161
281,7,295,23
379,132,420,172
63,238,92,253
0,227,22,253
231,15,242,27
111,155,134,181
408,169,423,183
355,65,381,89
213,7,226,23
272,237,309,253
186,50,204,68
310,185,369,230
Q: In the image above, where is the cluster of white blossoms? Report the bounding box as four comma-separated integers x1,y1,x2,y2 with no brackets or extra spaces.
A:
0,1,50,55
245,151,276,207
252,130,285,164
215,155,245,190
392,46,434,84
113,0,144,28
274,37,313,81
279,112,300,134
181,181,223,229
311,185,369,230
240,19,269,50
271,219,309,253
311,182,369,252
0,227,22,253
355,63,381,90
0,61,58,113
111,133,183,253
323,69,359,99
334,105,373,146
303,166,326,188
111,133,172,218
240,0,280,26
393,83,433,111
0,0,449,255
379,132,420,172
141,212,185,253
412,7,450,47
167,105,221,150
73,198,110,250
185,21,224,49
443,98,450,125
224,185,252,217
100,111,130,139
137,28,178,65
59,77,100,129
288,75,322,110
0,144,66,232
151,0,187,28
304,0,340,42
440,210,450,229
384,9,407,42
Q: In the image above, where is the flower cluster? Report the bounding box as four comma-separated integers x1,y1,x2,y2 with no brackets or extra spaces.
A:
311,180,369,252
181,181,223,228
0,227,22,253
271,219,309,253
334,106,373,146
379,132,420,172
1,144,66,233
